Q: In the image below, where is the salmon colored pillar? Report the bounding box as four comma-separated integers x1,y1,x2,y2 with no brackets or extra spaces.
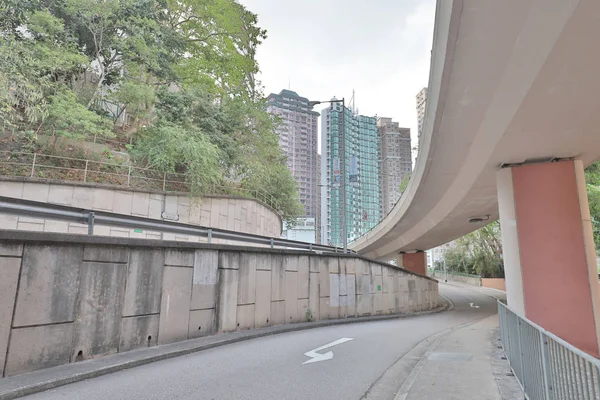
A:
497,160,600,357
397,251,427,276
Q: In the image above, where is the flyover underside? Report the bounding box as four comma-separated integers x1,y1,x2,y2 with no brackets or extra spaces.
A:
352,0,600,260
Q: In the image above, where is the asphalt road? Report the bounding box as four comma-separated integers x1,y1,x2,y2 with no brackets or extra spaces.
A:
22,284,498,400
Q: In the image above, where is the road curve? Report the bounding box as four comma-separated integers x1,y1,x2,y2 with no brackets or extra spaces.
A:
21,284,498,400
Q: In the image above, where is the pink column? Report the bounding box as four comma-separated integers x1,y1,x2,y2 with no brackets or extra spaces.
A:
397,252,427,276
497,160,600,357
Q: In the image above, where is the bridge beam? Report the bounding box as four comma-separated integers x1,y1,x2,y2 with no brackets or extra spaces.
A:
396,251,427,276
497,159,600,357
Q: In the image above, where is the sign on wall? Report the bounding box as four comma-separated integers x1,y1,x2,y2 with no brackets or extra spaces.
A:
333,157,341,187
349,156,358,186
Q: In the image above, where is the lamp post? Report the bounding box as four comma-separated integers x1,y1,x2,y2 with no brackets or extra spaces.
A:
309,98,347,252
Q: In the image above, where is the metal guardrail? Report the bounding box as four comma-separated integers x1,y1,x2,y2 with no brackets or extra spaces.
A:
0,151,280,211
498,300,600,400
0,196,354,254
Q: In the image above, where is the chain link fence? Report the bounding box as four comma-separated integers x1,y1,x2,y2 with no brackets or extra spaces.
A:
0,151,280,211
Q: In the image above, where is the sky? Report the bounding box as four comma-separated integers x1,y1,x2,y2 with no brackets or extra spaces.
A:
239,0,436,155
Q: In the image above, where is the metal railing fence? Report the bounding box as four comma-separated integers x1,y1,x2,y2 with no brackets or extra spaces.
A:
498,300,600,400
0,151,280,211
0,196,353,254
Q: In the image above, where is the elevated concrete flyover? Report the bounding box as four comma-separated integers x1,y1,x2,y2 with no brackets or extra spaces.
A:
353,0,600,356
352,0,600,260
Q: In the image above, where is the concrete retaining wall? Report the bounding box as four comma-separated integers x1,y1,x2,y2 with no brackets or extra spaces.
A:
481,278,506,291
432,271,482,286
0,179,281,242
0,231,439,377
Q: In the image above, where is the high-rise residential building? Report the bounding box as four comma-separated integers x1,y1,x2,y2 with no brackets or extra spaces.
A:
416,87,428,138
320,100,381,247
427,242,456,270
377,118,412,216
267,90,319,241
316,153,322,244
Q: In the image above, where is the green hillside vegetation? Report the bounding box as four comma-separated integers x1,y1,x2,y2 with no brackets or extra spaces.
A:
0,0,303,225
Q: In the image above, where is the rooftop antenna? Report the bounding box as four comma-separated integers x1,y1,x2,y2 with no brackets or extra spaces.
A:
288,76,291,90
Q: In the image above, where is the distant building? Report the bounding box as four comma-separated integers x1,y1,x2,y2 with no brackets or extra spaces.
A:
282,218,317,244
267,90,319,242
377,117,412,216
416,87,428,138
316,153,322,244
427,242,455,269
320,100,381,246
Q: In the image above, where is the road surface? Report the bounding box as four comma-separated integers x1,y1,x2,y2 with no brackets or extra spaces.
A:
22,284,498,400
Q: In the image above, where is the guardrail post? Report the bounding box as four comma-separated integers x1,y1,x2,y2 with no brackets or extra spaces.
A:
516,319,526,393
309,243,313,251
270,238,274,249
207,229,212,244
127,165,131,187
540,331,554,400
162,172,166,191
87,212,95,235
30,153,37,177
83,160,89,182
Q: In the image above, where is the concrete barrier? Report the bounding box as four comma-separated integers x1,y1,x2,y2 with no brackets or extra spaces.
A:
0,179,281,242
0,231,439,377
431,271,482,286
481,278,506,291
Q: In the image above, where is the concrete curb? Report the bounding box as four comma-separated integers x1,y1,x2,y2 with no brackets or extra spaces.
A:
0,304,448,400
439,293,455,311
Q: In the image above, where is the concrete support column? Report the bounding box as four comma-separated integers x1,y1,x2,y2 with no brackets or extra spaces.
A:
497,160,600,357
397,251,427,276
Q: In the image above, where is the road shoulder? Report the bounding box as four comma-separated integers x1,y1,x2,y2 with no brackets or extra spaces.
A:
383,314,523,400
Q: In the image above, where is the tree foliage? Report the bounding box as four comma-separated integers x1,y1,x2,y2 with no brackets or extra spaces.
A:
442,221,504,278
586,160,600,250
0,0,302,222
398,173,411,195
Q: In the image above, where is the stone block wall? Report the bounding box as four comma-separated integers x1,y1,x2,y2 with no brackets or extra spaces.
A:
0,179,281,242
0,231,439,377
431,270,482,286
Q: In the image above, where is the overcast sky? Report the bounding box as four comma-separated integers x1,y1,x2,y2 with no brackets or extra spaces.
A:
239,0,436,154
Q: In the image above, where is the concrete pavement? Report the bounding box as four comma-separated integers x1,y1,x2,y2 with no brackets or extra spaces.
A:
2,284,516,400
399,315,510,400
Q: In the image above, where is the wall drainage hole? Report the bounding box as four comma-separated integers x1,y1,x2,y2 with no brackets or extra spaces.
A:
75,350,84,362
147,335,152,341
198,326,202,331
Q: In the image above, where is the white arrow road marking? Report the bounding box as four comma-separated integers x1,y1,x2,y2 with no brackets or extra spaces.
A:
303,337,354,365
470,303,480,308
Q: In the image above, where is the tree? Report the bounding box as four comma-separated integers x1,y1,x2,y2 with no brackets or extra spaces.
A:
0,10,88,129
168,0,267,99
443,221,504,278
585,161,600,186
133,122,222,194
586,161,600,250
